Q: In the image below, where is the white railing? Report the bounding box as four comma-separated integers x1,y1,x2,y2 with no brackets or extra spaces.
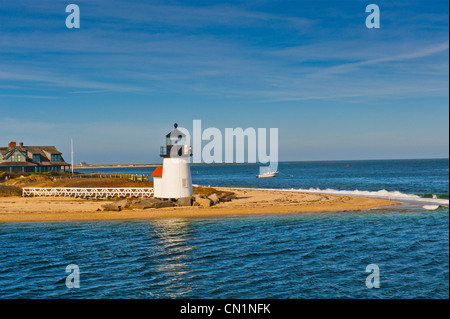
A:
22,188,154,199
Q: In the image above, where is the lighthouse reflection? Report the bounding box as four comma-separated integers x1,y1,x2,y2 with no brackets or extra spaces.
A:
148,218,193,298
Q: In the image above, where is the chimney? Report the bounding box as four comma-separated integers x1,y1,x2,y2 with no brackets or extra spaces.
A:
8,141,16,150
19,142,24,148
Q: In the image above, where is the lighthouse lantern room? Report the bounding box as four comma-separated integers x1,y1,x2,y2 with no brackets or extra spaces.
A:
153,123,193,199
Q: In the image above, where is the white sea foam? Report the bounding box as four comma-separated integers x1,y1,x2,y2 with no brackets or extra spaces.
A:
210,185,449,206
289,188,449,206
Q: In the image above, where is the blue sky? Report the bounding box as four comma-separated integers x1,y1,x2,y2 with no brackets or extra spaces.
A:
0,0,448,164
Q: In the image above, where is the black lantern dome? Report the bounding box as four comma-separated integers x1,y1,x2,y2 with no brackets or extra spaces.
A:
160,123,191,158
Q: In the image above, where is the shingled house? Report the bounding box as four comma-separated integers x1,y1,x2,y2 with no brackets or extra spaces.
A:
0,141,70,173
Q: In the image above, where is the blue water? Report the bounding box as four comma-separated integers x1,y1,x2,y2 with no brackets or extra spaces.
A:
78,159,450,198
0,159,448,298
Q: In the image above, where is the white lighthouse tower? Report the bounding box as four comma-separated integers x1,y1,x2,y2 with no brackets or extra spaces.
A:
152,123,193,199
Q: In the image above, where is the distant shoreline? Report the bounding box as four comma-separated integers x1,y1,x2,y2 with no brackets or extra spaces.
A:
74,164,160,169
73,158,449,170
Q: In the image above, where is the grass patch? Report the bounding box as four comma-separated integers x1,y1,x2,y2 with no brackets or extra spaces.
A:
0,185,22,197
0,172,233,199
6,176,154,188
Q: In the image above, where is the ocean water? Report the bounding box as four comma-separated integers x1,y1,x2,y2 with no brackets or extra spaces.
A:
0,159,448,298
78,159,450,203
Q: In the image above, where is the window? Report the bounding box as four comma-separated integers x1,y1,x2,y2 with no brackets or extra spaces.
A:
17,155,21,162
11,155,15,162
33,154,40,163
51,154,61,162
166,136,185,146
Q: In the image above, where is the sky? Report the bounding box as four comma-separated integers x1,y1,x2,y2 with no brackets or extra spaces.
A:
0,0,448,164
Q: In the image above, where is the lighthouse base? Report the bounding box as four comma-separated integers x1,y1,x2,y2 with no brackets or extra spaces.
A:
157,157,193,199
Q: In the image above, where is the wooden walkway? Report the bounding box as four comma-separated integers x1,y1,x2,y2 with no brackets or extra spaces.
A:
22,188,154,199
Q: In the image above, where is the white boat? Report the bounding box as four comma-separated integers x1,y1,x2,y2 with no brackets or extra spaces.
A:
256,171,278,178
423,205,440,210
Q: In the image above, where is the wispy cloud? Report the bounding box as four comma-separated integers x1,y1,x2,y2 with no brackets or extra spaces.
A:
0,117,168,163
1,1,448,102
85,1,316,30
0,0,316,31
318,42,449,75
0,66,144,92
0,0,448,161
0,94,58,99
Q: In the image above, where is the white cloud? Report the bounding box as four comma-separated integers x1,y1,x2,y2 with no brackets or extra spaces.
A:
318,42,449,75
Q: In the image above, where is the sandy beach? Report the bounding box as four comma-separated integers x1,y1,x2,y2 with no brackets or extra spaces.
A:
0,188,399,222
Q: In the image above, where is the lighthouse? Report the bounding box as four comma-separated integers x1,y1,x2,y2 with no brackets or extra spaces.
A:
152,123,193,199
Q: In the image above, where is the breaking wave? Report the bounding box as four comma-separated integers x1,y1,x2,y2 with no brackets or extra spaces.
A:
290,188,449,206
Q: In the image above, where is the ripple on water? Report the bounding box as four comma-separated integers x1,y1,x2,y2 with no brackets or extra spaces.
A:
0,210,448,298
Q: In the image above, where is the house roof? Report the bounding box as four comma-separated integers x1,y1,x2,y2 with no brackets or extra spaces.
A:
151,166,163,177
0,144,69,166
0,146,62,155
38,162,70,166
25,146,62,155
0,148,27,159
0,162,37,167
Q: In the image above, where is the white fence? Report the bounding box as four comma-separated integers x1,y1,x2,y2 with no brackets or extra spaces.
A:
22,188,154,199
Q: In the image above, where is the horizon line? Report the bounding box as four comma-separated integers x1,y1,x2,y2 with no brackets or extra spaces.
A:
75,157,449,167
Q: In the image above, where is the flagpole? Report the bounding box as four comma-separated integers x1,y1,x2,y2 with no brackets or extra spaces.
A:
71,138,74,175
